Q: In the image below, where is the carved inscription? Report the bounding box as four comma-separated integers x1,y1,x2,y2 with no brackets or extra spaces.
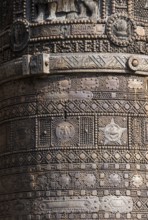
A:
56,122,75,142
51,117,79,147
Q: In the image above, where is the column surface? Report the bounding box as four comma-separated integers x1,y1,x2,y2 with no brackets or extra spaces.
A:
0,0,148,219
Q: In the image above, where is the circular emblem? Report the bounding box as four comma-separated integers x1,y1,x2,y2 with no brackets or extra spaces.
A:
132,175,143,188
109,173,121,187
59,79,71,90
10,19,29,51
56,122,75,142
106,14,137,46
128,56,140,71
59,174,70,187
